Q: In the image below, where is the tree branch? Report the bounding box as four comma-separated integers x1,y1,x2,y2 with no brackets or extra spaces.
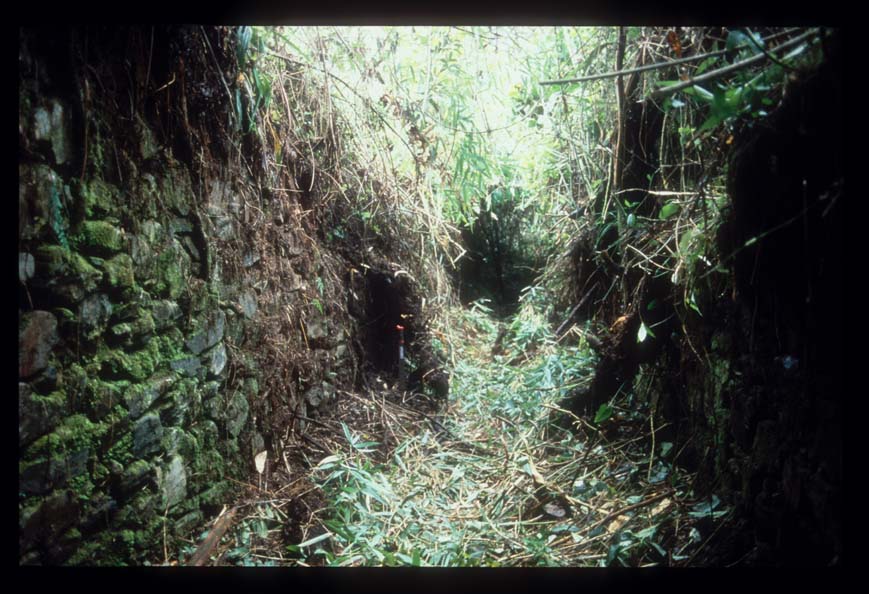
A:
539,28,803,87
649,28,820,99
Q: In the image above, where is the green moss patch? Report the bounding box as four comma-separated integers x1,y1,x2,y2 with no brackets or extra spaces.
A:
74,221,125,257
103,253,135,291
98,340,162,382
35,244,103,291
79,178,118,219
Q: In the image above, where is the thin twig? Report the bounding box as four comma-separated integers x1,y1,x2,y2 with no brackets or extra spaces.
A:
539,28,802,86
650,28,821,98
578,489,674,537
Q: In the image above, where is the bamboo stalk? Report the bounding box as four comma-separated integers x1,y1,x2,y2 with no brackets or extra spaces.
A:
650,28,821,98
539,28,803,86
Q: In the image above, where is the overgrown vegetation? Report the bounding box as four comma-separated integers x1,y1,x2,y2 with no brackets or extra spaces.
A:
271,299,731,567
21,25,840,566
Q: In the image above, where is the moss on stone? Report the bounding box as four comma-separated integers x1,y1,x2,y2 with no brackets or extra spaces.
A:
36,244,103,290
154,327,185,362
105,432,134,467
103,253,135,291
196,481,232,508
225,389,249,438
154,248,188,299
83,379,128,420
194,449,227,482
162,426,198,458
20,413,102,496
67,473,96,502
19,388,67,447
120,460,153,495
115,492,158,529
133,311,156,338
66,525,156,566
75,220,125,256
97,339,162,382
80,178,118,219
27,414,105,459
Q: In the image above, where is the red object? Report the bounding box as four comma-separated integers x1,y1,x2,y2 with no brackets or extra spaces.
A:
395,325,405,331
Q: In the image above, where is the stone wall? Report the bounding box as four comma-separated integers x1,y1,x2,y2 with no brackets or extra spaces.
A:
17,26,367,565
19,109,249,565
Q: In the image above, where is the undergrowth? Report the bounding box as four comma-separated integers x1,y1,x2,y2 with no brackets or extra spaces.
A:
283,295,731,567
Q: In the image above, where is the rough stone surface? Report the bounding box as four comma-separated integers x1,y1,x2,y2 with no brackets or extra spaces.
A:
238,289,257,319
33,100,72,165
185,310,226,355
20,164,67,244
205,343,228,378
79,293,113,339
305,317,327,340
125,374,174,419
152,300,181,330
159,455,187,508
20,252,36,283
170,356,203,378
132,413,164,458
242,250,260,268
48,447,90,486
19,310,59,379
225,390,249,438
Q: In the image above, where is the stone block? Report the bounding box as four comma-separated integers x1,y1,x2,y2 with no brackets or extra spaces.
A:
19,385,65,447
226,390,249,438
204,343,228,378
185,310,226,355
79,293,113,340
33,99,72,165
76,220,125,257
132,413,163,458
19,310,59,379
159,455,187,509
238,289,257,319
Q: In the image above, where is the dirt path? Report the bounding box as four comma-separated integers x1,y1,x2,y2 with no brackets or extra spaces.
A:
179,304,726,567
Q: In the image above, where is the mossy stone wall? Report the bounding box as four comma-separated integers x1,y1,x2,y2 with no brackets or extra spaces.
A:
18,31,265,565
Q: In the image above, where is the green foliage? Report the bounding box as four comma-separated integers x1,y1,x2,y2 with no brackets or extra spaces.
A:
660,28,821,136
234,27,273,134
218,503,282,566
594,403,614,424
223,27,766,566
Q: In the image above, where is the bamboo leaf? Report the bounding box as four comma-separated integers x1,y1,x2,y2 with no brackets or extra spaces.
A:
296,532,332,548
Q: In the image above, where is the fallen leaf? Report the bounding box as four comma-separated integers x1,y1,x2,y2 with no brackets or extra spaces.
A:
651,497,672,517
254,450,267,474
543,502,567,518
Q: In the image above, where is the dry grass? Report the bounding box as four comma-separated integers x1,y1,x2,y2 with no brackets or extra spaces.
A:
185,300,732,567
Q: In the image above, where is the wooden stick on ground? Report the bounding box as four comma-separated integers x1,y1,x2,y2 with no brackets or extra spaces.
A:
189,506,239,566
